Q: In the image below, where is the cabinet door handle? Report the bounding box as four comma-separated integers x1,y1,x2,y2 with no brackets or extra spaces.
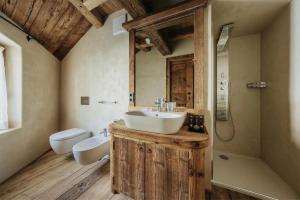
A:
139,146,144,152
196,172,204,177
147,148,152,153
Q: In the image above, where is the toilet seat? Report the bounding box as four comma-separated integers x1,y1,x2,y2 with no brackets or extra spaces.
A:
49,128,90,154
50,128,87,141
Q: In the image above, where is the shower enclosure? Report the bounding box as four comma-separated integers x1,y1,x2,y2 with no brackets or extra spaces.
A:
212,0,300,199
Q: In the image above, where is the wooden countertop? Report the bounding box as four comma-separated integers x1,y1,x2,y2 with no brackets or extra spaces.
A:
109,121,209,149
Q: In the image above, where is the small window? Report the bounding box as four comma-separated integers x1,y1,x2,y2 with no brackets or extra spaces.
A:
0,45,8,130
0,33,22,133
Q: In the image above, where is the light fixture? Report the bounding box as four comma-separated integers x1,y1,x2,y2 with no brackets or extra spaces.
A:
145,38,151,45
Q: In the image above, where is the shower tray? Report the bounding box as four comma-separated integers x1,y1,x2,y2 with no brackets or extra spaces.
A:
212,151,299,200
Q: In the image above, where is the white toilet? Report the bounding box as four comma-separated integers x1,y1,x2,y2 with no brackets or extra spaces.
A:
49,128,91,154
72,134,110,165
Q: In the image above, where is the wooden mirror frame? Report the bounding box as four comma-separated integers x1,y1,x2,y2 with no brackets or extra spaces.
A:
123,0,207,113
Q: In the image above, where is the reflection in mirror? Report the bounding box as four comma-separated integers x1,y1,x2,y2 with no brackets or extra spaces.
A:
166,54,194,108
135,37,194,108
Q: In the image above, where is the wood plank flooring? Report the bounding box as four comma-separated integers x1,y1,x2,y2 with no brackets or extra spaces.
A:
0,151,259,200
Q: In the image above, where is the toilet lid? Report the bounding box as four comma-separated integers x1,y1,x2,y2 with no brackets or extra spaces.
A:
50,128,87,141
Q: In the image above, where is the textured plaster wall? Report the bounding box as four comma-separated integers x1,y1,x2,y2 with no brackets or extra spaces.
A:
60,10,129,135
0,17,60,182
215,34,261,157
261,3,300,194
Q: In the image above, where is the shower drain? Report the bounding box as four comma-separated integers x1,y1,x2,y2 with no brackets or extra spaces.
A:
219,154,229,160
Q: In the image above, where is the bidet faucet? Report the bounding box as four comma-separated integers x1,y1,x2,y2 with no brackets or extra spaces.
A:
100,128,108,137
154,97,165,112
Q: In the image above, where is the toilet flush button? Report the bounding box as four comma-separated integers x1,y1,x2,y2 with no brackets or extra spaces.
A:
81,96,90,105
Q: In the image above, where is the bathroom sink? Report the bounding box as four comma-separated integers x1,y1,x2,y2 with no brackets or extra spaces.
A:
124,111,186,134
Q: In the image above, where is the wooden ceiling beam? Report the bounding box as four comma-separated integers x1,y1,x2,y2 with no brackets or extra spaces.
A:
170,31,194,41
146,31,171,55
141,14,194,32
69,0,104,28
168,26,194,41
135,38,153,52
123,0,208,31
83,0,108,11
136,43,152,52
118,0,171,55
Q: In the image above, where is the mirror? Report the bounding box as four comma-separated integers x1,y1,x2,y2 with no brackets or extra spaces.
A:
135,31,195,108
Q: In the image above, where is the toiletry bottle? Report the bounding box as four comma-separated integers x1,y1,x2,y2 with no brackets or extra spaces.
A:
193,115,201,132
188,115,195,131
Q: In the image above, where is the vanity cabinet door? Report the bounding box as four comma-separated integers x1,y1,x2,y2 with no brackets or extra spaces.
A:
111,136,205,200
111,136,145,200
145,144,200,200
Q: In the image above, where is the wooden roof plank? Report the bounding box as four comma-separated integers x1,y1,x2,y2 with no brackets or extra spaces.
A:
28,0,59,42
38,0,70,43
69,0,104,28
10,0,36,26
23,0,44,31
2,0,17,18
53,17,91,60
0,1,5,12
46,5,83,53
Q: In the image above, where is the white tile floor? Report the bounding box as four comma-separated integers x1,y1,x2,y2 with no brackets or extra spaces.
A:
212,151,299,200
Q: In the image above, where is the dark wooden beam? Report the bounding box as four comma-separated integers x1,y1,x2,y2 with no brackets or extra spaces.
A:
140,14,194,32
135,39,153,52
146,31,171,55
118,0,171,55
122,0,208,31
170,32,194,41
136,44,151,52
69,0,104,28
168,26,194,41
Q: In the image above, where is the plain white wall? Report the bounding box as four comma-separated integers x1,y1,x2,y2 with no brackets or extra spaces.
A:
0,17,60,183
61,9,129,135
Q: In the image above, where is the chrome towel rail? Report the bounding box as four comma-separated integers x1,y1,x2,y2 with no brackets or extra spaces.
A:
98,100,118,104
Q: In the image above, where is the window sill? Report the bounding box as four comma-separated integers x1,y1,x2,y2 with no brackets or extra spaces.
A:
0,127,21,135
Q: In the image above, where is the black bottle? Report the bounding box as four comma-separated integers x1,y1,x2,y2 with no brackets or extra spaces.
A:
188,115,195,131
193,115,201,132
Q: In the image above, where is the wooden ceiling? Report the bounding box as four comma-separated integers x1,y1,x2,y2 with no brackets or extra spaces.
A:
0,0,122,60
0,0,193,60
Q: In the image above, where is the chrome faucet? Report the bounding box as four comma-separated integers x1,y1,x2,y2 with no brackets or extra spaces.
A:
100,128,108,137
154,98,165,112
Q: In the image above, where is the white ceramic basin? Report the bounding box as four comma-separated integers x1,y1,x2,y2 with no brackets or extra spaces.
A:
124,111,186,134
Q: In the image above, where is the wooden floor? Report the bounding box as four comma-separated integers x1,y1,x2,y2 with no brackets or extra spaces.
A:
0,151,258,200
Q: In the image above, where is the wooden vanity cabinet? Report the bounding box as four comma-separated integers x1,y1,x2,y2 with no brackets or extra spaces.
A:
109,123,209,200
